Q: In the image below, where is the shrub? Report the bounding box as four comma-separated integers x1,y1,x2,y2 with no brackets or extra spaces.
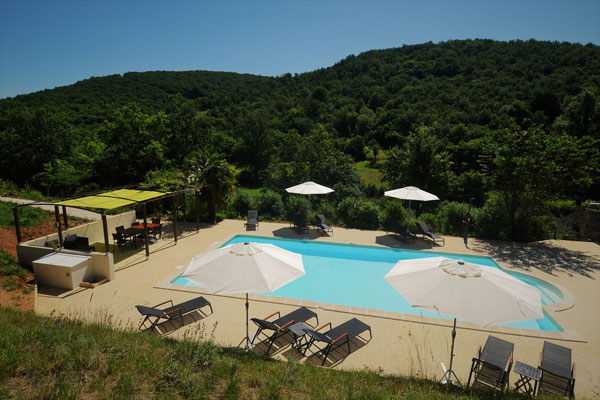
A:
472,194,510,240
0,201,49,229
437,202,470,236
229,189,256,219
336,197,382,230
380,199,407,229
285,196,308,221
418,213,439,232
257,190,285,220
0,250,27,280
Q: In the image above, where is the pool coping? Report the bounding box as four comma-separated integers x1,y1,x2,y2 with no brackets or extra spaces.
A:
155,234,586,344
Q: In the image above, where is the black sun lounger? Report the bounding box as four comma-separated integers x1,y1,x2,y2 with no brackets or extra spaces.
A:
538,341,576,398
136,296,213,331
303,317,372,366
467,335,514,391
292,214,309,233
414,221,445,246
245,210,259,230
251,306,318,355
316,215,333,235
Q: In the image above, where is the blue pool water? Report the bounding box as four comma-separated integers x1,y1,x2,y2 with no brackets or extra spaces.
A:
172,235,563,332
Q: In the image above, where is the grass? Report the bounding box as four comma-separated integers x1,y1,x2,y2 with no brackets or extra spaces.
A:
0,201,49,229
354,161,385,188
0,307,538,400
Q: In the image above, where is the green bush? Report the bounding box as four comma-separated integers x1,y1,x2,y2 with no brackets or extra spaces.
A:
472,194,510,240
257,190,285,220
437,201,470,236
380,199,407,229
418,213,439,232
284,196,308,221
336,198,382,230
229,189,256,219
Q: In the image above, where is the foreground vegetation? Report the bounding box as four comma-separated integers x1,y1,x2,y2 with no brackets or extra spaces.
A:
0,307,539,399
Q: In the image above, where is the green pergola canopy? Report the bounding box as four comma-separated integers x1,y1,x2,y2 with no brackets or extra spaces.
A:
54,189,168,210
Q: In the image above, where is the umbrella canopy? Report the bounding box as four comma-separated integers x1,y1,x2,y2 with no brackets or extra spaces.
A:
384,256,542,327
384,186,439,201
384,256,542,384
285,181,334,224
285,181,334,195
384,186,439,228
182,242,305,349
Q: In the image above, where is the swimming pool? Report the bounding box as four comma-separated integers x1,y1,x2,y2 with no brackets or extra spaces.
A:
171,235,563,332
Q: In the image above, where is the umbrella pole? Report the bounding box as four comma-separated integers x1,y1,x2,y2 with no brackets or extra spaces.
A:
245,293,250,350
406,199,412,230
443,318,461,385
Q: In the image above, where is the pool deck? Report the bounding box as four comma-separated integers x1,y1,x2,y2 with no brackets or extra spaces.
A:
35,219,600,398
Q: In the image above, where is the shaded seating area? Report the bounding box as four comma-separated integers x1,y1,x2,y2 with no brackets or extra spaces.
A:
135,296,213,331
251,306,318,355
149,218,163,240
245,210,259,230
302,317,372,366
292,213,309,233
314,214,333,235
385,221,415,243
467,335,514,391
412,221,445,246
538,341,576,398
63,234,95,252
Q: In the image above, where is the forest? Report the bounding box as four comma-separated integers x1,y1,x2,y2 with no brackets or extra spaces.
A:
0,39,599,242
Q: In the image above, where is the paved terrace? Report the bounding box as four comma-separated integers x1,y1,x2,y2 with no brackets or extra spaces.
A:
35,220,600,398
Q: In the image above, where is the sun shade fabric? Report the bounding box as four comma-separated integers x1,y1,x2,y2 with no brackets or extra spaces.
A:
384,256,543,328
285,181,334,195
54,189,167,210
384,186,439,201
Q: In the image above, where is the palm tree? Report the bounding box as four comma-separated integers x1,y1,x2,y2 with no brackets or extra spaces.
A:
186,151,235,224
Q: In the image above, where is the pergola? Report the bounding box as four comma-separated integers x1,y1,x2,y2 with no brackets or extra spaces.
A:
13,187,199,258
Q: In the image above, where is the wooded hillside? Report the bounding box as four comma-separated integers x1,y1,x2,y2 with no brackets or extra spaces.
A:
1,39,598,241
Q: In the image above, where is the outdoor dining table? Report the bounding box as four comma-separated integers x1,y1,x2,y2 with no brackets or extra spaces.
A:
123,223,160,248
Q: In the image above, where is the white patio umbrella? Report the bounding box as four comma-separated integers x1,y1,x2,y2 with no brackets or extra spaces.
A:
285,181,334,223
182,242,305,350
384,186,439,229
384,257,542,384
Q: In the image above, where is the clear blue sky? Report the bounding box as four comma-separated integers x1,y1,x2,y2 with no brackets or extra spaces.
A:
1,0,598,99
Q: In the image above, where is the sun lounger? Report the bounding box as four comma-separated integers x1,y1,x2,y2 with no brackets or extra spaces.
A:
135,296,213,331
413,222,445,246
292,213,309,233
538,341,575,398
251,306,318,355
245,210,259,230
316,215,333,235
303,317,372,366
386,221,415,243
467,335,514,391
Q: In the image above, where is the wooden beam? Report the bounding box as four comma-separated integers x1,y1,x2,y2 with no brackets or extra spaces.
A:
173,193,178,244
101,213,109,253
62,205,68,229
143,203,150,257
13,207,21,244
196,190,200,232
54,205,63,248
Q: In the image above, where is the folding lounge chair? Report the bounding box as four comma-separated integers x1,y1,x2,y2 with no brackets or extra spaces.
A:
135,296,213,331
303,317,372,366
251,306,318,355
292,214,309,233
467,335,514,391
316,215,333,235
414,222,445,246
245,210,259,230
386,221,415,243
538,341,576,398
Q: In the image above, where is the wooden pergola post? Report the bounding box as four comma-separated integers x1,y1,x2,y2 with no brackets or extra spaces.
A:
62,205,68,229
173,193,178,244
101,213,109,253
54,205,63,248
143,203,150,257
196,190,200,232
13,206,21,244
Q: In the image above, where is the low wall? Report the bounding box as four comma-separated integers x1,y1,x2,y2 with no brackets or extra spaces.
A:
16,211,133,283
